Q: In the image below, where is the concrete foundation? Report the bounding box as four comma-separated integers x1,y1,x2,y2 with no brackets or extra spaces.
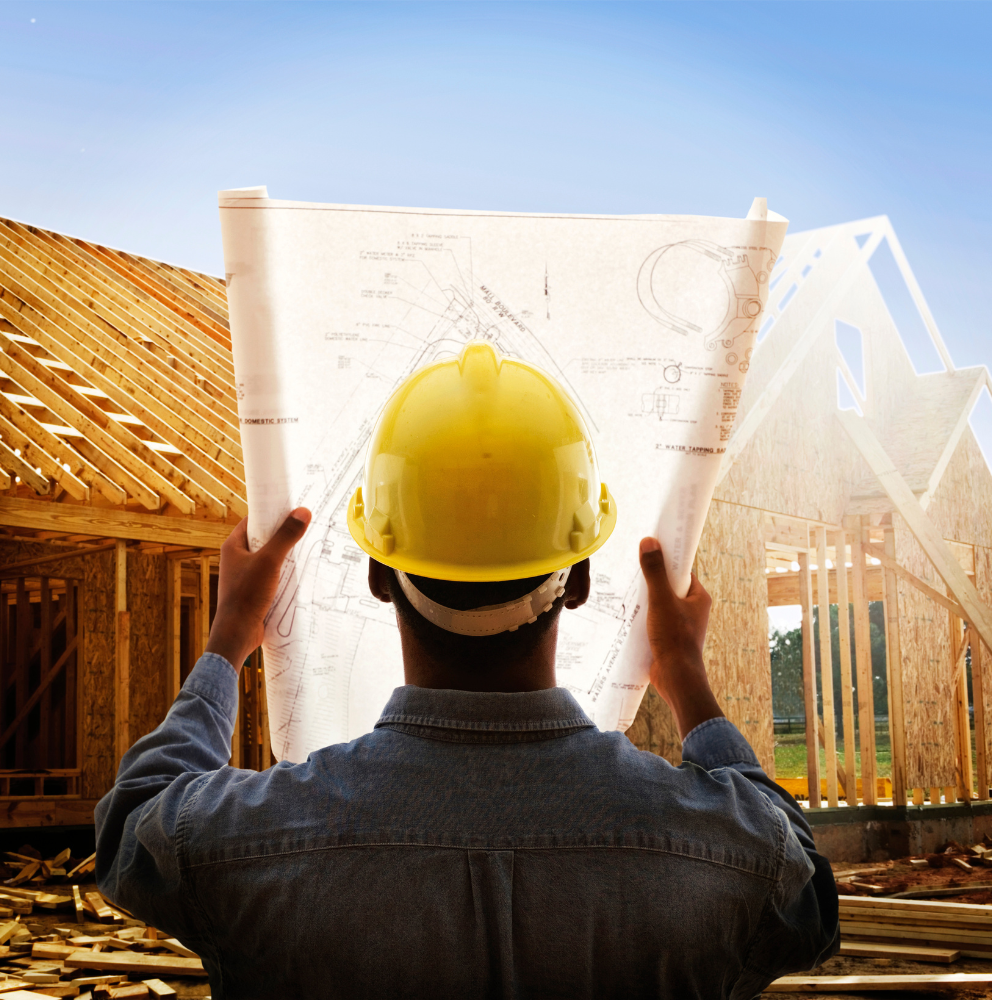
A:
807,802,992,862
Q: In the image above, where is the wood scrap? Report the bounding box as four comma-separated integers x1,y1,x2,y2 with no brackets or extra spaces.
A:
156,940,195,959
767,973,992,991
70,889,82,926
105,986,148,999
29,945,76,961
837,940,960,962
0,923,23,946
138,982,174,999
82,899,110,925
6,867,40,889
63,951,206,978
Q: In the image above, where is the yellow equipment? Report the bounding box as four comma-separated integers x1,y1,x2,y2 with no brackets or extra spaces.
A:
347,341,617,582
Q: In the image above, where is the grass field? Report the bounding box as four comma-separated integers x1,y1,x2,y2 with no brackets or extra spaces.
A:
774,724,892,780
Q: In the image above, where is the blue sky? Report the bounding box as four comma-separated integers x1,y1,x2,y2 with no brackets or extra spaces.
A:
2,1,990,383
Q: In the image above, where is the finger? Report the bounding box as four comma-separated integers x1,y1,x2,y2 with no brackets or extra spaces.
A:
260,507,312,563
639,537,675,602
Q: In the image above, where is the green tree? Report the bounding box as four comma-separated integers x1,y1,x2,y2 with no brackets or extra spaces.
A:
771,603,889,728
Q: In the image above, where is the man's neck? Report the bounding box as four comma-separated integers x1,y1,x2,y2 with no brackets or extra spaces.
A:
399,628,558,692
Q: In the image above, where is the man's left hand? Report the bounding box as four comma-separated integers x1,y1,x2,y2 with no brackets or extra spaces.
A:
205,508,312,671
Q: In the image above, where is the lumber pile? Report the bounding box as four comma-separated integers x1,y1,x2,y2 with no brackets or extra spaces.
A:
0,848,96,891
0,889,204,998
839,895,992,960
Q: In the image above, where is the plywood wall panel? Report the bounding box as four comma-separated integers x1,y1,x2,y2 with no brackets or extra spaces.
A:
127,551,167,747
696,500,774,772
893,514,957,789
927,428,992,550
977,545,992,787
82,550,115,800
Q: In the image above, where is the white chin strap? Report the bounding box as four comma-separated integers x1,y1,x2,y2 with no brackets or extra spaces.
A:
395,567,571,637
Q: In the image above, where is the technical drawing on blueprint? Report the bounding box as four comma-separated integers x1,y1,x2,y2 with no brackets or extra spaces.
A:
219,188,787,761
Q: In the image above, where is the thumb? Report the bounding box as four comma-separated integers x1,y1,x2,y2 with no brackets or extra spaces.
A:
639,537,673,601
261,507,312,563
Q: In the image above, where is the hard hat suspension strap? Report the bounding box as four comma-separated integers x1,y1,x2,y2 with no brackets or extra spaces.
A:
394,568,572,637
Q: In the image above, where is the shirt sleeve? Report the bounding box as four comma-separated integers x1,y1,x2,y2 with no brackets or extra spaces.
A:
93,653,240,950
680,716,839,995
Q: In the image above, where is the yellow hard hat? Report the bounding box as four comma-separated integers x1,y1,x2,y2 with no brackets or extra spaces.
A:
346,341,617,582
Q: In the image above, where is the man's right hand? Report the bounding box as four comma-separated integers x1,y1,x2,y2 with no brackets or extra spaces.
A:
638,537,724,740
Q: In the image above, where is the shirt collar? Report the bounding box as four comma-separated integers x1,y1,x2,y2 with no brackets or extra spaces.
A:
375,684,595,734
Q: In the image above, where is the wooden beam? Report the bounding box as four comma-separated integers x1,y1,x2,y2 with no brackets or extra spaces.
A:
197,554,211,664
0,496,234,548
0,437,49,494
952,619,973,801
14,577,29,765
165,560,181,704
0,411,88,500
0,540,117,576
0,337,165,510
882,526,908,806
866,542,967,620
9,223,242,432
835,530,858,806
838,410,992,654
0,394,122,504
0,633,77,751
849,516,877,805
258,651,271,769
976,639,989,800
0,318,227,516
797,551,821,807
114,540,129,767
66,581,78,771
38,576,51,769
1,296,246,508
816,528,838,807
0,233,246,492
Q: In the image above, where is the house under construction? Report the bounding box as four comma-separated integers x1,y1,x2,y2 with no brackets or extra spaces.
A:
2,211,991,858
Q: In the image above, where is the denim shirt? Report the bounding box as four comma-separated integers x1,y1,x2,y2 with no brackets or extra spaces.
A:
95,654,838,1000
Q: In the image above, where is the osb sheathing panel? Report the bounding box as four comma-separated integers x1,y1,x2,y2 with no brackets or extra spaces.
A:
977,546,992,772
629,500,774,773
715,324,855,525
625,687,682,766
893,513,956,789
127,551,167,747
1,542,91,579
82,550,115,800
926,428,992,550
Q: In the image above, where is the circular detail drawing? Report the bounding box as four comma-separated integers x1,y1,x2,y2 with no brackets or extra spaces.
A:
739,361,749,373
663,364,682,383
726,352,738,365
636,241,778,352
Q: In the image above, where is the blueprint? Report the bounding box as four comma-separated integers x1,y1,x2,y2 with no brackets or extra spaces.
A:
219,188,787,762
